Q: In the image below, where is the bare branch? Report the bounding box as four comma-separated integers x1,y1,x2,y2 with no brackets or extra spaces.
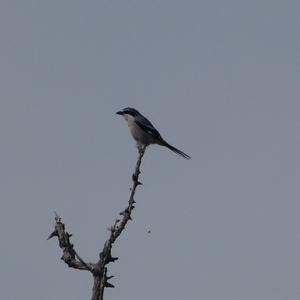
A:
48,214,95,272
93,146,146,299
49,146,147,300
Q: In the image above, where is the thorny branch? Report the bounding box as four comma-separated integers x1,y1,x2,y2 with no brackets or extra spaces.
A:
48,146,146,300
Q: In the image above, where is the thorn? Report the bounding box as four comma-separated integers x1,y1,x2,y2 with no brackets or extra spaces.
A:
105,282,115,288
47,230,57,240
110,256,118,262
147,230,151,234
106,275,114,280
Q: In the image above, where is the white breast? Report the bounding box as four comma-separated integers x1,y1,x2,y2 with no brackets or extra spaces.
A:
122,114,153,145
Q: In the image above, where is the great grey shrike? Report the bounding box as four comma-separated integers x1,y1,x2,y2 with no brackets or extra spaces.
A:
116,107,190,159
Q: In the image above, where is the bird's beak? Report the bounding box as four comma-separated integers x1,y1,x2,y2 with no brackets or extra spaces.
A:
116,111,124,115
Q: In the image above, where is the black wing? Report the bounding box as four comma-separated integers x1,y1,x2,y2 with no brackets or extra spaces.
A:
134,119,162,139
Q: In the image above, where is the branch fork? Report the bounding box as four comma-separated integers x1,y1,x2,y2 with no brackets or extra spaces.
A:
48,147,146,300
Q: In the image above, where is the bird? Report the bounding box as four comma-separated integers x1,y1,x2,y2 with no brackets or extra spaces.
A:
116,107,190,159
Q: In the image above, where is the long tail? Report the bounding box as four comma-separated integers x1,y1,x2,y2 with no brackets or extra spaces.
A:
160,140,191,160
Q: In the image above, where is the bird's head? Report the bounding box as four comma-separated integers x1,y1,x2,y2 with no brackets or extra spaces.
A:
116,107,140,117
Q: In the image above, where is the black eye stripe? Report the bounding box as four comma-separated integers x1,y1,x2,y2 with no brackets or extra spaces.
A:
122,108,139,116
124,111,135,116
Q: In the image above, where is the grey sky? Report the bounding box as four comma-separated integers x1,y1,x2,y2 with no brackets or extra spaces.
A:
1,1,300,299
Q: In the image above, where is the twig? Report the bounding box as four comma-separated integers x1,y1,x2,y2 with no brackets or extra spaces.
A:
48,213,95,272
